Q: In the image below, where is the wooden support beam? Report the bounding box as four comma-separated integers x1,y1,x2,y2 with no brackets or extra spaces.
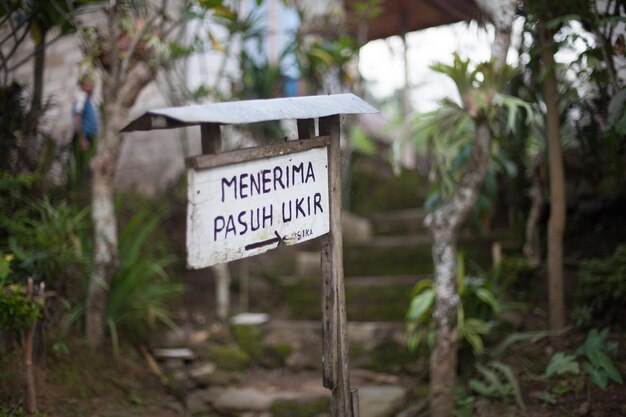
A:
297,118,317,140
319,115,353,417
199,123,230,321
201,123,222,155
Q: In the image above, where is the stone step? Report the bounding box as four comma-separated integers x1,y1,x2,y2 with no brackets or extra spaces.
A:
185,368,411,417
278,277,419,322
344,244,434,277
280,274,430,288
261,320,420,372
370,208,428,236
359,233,432,248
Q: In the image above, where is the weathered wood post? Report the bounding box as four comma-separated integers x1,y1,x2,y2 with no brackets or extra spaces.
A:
122,94,377,417
199,123,231,321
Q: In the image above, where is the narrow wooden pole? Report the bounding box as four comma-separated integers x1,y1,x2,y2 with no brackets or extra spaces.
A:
298,117,339,391
200,123,230,321
24,277,37,414
319,115,352,417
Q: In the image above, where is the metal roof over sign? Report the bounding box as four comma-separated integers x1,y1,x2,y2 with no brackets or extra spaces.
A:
122,93,378,132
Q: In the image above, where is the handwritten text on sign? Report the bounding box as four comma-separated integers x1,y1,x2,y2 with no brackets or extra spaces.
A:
187,146,329,268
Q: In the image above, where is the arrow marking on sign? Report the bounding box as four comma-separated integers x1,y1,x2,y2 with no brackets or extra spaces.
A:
244,231,283,251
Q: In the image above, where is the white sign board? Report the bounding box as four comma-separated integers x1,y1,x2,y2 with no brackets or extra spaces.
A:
187,146,330,268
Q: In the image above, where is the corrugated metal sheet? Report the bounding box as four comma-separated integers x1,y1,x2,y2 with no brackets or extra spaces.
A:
121,93,378,132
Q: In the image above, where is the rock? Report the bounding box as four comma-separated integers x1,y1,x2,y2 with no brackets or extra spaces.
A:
263,320,321,369
577,401,591,416
204,345,251,371
202,370,241,386
231,313,270,325
206,387,275,412
153,347,195,360
186,389,210,414
189,329,211,345
270,395,331,417
342,211,373,243
231,319,265,361
358,385,407,417
162,358,186,370
396,399,428,417
189,361,217,386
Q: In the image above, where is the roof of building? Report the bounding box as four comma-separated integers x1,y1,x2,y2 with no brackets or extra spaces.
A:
345,0,479,41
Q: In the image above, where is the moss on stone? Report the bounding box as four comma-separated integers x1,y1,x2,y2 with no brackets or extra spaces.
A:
203,345,251,371
231,324,263,361
366,337,420,373
349,155,427,216
281,278,413,322
344,245,434,276
346,286,411,322
262,343,293,367
201,370,241,386
270,396,330,417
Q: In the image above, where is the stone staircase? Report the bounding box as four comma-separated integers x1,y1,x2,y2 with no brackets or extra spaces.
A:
151,208,438,417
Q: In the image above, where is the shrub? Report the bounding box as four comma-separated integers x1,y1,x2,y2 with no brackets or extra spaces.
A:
575,244,626,327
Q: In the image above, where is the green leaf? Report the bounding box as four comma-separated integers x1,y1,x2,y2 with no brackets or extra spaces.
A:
491,361,525,411
476,288,501,315
409,279,433,298
584,362,608,390
464,329,484,355
469,379,497,396
406,288,435,322
545,352,580,377
593,350,623,384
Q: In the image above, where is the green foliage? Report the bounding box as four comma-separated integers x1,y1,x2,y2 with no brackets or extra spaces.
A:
104,206,182,350
544,328,623,392
468,361,525,411
538,390,557,406
204,345,251,371
575,328,623,390
406,253,501,355
295,33,357,93
0,255,42,333
406,54,531,216
1,195,89,290
545,352,580,377
0,285,42,333
350,125,376,155
575,244,626,327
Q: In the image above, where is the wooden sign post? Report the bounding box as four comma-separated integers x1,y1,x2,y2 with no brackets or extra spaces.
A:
122,94,378,417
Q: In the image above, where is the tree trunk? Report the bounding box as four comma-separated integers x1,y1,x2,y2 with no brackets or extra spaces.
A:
429,231,458,417
85,62,156,348
523,157,544,268
86,89,121,347
23,32,47,171
540,23,566,333
426,122,492,417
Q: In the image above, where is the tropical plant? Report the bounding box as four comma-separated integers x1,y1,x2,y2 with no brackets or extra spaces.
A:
575,244,626,327
406,253,501,356
104,206,182,355
468,360,525,411
0,255,42,335
543,328,623,394
575,328,623,390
